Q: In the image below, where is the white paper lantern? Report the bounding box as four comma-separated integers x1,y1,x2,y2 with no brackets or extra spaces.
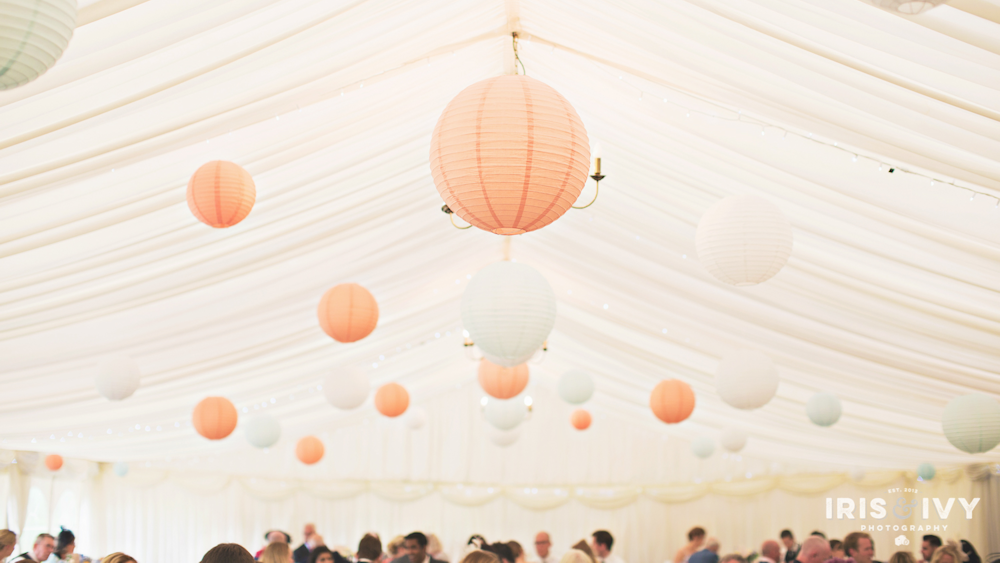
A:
558,369,595,405
807,392,842,427
869,0,948,14
696,195,793,286
691,437,715,459
461,261,556,367
715,350,779,410
720,426,747,452
485,397,527,430
323,368,370,410
488,425,521,447
406,407,428,430
113,461,129,478
244,415,281,449
0,0,77,90
917,462,936,481
942,393,1000,454
95,355,141,401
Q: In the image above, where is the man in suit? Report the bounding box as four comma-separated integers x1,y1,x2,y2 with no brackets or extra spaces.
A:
844,532,880,563
294,524,317,563
392,532,445,563
11,534,55,562
591,530,626,563
781,531,800,563
759,541,782,563
688,538,720,563
358,534,384,563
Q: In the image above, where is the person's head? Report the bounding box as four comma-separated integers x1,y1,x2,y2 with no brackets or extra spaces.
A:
844,533,874,563
303,524,316,540
509,541,524,561
56,528,76,557
762,540,781,561
262,541,294,563
310,546,336,563
486,542,515,563
572,540,597,563
930,545,961,563
427,534,444,556
689,528,707,545
32,533,56,561
202,543,255,563
781,531,796,550
461,552,500,563
811,532,826,540
959,540,980,563
830,541,844,559
388,536,407,557
266,530,290,544
0,530,16,559
406,532,429,563
795,536,831,563
358,534,383,561
561,551,594,563
721,555,746,563
591,531,614,558
922,536,942,561
535,533,552,558
102,554,138,563
705,539,721,554
889,551,917,563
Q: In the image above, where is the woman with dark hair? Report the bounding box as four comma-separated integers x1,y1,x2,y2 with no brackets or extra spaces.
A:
483,543,514,563
201,544,254,563
49,528,79,563
309,546,336,563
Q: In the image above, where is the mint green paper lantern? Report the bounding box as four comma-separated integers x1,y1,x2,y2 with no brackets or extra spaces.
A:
807,392,842,427
917,463,935,481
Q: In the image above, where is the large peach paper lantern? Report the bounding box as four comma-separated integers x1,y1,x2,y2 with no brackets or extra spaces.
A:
478,359,529,399
430,75,590,235
650,379,695,424
192,396,238,440
0,0,77,90
571,409,592,431
375,383,409,418
296,436,324,465
45,454,63,471
696,195,793,286
187,161,256,228
317,283,379,343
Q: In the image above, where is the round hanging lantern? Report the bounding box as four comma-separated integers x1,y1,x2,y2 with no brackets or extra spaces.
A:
488,426,521,447
715,350,779,410
113,461,129,478
558,369,595,405
570,409,592,431
296,436,324,465
406,406,427,430
317,283,379,343
375,383,409,418
244,415,281,449
485,397,527,431
0,0,77,90
186,161,256,228
695,195,793,286
478,359,529,399
917,462,936,481
323,368,370,410
649,379,696,424
192,396,238,440
807,392,843,427
95,355,141,401
45,454,63,471
942,393,1000,454
461,261,556,367
720,426,747,453
691,437,715,459
870,0,948,14
430,75,590,235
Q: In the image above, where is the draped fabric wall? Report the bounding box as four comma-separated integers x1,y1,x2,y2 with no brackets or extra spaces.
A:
2,461,996,563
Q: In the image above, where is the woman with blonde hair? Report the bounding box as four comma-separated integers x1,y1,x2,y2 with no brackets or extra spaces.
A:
0,531,17,562
571,542,597,563
388,536,407,559
428,534,451,563
461,552,500,563
101,554,137,563
930,545,963,563
261,542,293,563
560,550,594,563
889,552,917,563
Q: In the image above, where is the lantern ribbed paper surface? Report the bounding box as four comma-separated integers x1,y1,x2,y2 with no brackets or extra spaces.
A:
244,415,281,449
807,392,842,427
571,409,592,430
0,0,77,90
45,454,63,471
95,355,141,401
715,350,779,410
375,383,409,418
478,359,529,399
942,393,1000,454
696,195,793,286
650,379,695,424
870,0,948,13
462,261,556,367
430,75,590,235
296,436,324,465
323,368,370,410
720,426,747,452
187,161,256,228
192,397,238,440
318,283,379,343
558,369,595,405
691,437,715,459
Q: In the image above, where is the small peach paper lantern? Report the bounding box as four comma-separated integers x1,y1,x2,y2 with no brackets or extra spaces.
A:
650,379,696,424
192,396,238,440
187,161,256,228
478,359,529,399
430,75,590,235
296,436,324,465
317,283,379,343
571,409,592,431
45,454,63,471
375,383,409,418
